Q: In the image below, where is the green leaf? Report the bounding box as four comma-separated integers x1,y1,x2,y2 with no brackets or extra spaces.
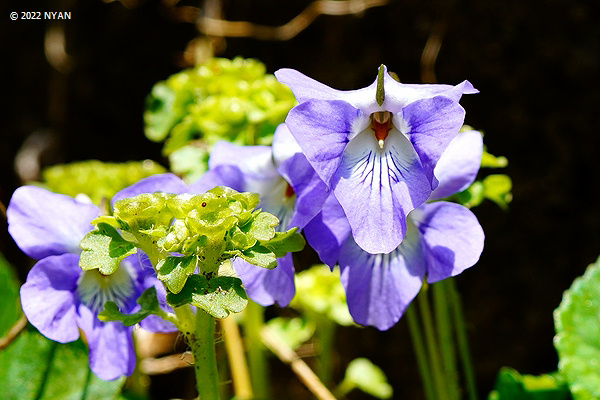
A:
483,174,513,210
261,228,306,258
343,358,393,399
79,232,119,275
166,275,247,318
168,145,210,184
487,367,571,400
79,225,136,275
554,256,600,400
238,245,277,269
265,317,315,350
97,223,136,258
0,254,21,338
0,326,125,399
241,211,279,241
157,255,197,294
291,264,354,326
482,150,509,168
144,82,179,142
98,286,161,326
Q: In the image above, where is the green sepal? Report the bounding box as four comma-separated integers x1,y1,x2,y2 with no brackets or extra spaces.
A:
98,286,161,326
261,228,305,258
166,275,248,318
79,223,136,275
157,255,197,294
376,64,385,106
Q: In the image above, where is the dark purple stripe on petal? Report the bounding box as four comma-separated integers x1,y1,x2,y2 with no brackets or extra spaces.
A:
339,233,425,331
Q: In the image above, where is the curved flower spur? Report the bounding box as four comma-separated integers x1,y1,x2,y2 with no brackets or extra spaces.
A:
276,65,477,254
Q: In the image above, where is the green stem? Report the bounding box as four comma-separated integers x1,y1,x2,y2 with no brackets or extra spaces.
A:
187,309,220,400
446,279,478,400
418,286,448,400
332,378,354,399
405,304,436,400
433,282,459,400
315,314,336,388
244,301,270,399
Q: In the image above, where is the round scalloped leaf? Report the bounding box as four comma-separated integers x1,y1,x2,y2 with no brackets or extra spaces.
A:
554,256,600,400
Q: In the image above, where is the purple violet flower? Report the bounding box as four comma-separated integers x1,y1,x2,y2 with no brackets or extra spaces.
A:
206,124,328,306
304,130,485,330
7,186,176,380
276,66,477,254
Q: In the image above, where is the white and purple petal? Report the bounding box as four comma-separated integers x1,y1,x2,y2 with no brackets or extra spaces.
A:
286,99,362,186
400,96,467,189
8,186,99,259
272,123,303,167
233,254,295,307
411,201,484,283
303,193,351,268
339,223,426,331
20,253,82,343
430,130,483,200
209,141,277,180
331,129,430,254
276,67,477,115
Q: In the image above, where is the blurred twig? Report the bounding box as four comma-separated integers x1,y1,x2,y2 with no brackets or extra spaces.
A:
0,315,28,350
261,326,336,400
139,352,194,375
196,0,388,41
420,0,457,83
220,316,253,399
420,19,447,84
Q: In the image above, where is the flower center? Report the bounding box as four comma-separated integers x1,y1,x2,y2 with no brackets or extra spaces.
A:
285,182,295,198
77,265,135,314
371,111,393,149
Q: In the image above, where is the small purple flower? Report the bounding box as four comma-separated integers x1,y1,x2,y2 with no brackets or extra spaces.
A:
8,186,175,380
276,66,477,254
206,124,328,306
304,130,485,330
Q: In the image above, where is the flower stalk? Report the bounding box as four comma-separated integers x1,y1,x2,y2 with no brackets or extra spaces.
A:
187,309,220,400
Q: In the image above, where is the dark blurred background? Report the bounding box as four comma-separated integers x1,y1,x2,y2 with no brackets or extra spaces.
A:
2,0,599,398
